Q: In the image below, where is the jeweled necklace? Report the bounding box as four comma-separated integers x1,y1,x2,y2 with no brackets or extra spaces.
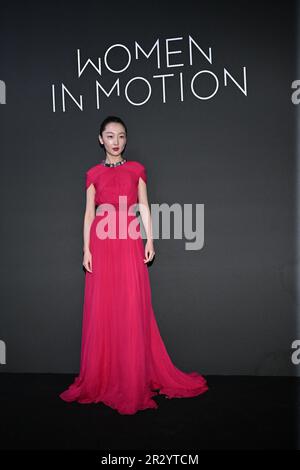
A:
101,158,127,167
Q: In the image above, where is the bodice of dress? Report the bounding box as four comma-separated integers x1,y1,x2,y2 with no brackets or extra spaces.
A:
85,160,147,210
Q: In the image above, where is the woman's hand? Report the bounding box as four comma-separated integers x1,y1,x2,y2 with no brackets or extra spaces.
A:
83,250,93,273
144,239,155,263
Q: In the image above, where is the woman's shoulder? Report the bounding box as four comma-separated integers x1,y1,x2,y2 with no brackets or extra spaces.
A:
85,163,103,189
127,160,146,170
128,160,147,183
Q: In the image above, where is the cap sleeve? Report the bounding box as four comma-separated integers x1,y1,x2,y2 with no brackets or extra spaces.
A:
85,166,97,189
137,163,147,184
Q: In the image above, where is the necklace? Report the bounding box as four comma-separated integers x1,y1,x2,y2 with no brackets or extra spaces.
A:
101,158,127,168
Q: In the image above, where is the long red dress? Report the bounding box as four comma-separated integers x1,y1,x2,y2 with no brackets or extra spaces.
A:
59,159,208,414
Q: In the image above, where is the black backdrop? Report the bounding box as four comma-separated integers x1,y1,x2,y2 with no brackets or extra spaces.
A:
0,0,297,376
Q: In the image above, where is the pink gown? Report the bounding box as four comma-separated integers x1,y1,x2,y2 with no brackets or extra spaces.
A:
59,159,208,414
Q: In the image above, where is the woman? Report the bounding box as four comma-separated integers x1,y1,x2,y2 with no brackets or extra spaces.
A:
59,115,208,415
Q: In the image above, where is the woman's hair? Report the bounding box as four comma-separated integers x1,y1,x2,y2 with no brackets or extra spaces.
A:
99,115,127,139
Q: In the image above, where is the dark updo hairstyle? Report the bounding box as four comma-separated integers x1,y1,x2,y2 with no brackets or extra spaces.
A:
99,115,127,150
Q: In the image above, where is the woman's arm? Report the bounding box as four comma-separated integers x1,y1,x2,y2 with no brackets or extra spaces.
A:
137,178,155,263
83,184,96,272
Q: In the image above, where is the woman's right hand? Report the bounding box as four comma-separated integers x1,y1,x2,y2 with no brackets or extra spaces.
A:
83,250,92,273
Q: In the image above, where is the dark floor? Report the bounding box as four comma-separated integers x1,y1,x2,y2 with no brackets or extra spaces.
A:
0,373,298,450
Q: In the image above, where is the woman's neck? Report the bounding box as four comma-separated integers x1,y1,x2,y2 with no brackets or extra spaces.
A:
105,155,123,164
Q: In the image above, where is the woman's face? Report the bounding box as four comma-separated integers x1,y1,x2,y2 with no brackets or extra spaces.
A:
99,122,127,157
